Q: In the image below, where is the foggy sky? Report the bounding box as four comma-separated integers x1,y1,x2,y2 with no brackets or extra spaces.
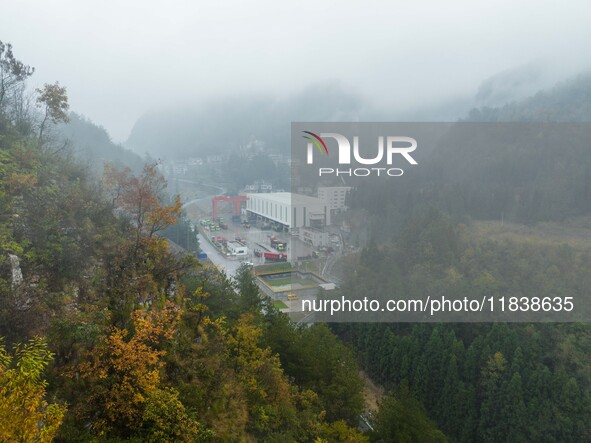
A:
2,0,590,142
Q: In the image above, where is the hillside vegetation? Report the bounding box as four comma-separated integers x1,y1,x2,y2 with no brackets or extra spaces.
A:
339,73,591,441
0,41,449,442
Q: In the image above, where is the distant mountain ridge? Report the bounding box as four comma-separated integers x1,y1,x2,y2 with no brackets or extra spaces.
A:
467,72,591,122
58,113,144,171
125,82,372,159
124,67,591,161
349,71,591,230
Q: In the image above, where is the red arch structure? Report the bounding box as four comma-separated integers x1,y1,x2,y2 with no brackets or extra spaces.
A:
212,195,248,220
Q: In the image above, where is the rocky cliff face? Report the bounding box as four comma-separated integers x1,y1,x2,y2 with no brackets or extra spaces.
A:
8,254,23,289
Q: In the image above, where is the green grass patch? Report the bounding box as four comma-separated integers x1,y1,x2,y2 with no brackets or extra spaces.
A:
255,262,293,274
266,277,292,287
266,277,318,288
272,300,288,309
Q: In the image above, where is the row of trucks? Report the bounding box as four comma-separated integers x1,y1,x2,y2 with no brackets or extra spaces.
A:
210,235,227,247
200,217,228,231
258,223,283,232
263,236,288,261
270,237,287,252
253,249,288,262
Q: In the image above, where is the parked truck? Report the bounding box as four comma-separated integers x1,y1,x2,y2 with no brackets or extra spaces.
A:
264,252,288,262
270,238,287,251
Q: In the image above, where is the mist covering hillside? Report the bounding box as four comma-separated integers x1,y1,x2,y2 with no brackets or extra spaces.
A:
125,62,581,159
57,113,144,171
336,67,591,442
125,82,372,158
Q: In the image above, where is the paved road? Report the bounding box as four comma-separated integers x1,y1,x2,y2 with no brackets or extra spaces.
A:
182,196,210,210
197,233,243,278
176,179,226,194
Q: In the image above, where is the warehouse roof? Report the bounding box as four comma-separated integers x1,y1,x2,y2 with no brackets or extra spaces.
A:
246,192,326,206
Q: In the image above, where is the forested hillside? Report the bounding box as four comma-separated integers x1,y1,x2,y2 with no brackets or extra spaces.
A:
338,73,591,441
0,41,450,442
0,131,370,440
335,211,591,441
348,75,591,241
57,113,144,172
467,73,591,122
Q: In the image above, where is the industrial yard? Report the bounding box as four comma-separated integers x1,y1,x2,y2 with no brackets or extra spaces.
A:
184,190,344,318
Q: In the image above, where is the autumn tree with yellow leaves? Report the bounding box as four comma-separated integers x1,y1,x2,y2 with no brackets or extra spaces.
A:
36,81,69,142
0,337,66,442
73,303,204,440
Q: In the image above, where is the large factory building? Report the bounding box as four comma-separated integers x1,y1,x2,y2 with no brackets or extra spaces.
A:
245,192,330,230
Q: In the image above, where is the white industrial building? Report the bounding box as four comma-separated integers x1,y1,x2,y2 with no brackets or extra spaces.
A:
299,227,329,247
245,192,330,229
318,186,352,212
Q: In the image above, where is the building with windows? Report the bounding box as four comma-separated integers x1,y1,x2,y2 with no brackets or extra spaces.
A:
299,227,329,247
243,180,273,193
172,163,188,175
317,186,352,212
245,192,330,229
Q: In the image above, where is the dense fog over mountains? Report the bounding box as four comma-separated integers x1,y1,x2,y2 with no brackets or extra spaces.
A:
124,63,589,159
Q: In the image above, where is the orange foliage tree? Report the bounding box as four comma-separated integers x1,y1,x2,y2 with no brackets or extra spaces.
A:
103,162,181,261
102,162,186,319
75,303,182,434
